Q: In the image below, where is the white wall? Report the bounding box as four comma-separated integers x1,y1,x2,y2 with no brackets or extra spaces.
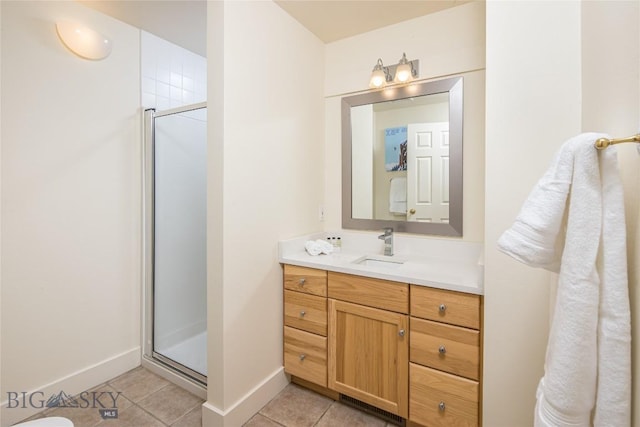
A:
351,104,374,219
204,1,325,425
0,2,141,425
484,2,582,425
324,1,486,243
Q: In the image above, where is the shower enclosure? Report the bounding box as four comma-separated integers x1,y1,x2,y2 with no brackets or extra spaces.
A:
143,103,207,385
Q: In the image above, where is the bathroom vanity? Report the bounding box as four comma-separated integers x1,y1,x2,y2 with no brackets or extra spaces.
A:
279,233,483,427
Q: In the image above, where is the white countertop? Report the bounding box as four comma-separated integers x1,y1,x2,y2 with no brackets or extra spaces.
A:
279,231,484,295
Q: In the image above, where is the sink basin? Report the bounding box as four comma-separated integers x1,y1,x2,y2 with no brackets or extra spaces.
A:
353,255,405,269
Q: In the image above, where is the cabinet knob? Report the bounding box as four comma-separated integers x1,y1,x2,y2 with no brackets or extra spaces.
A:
299,278,306,286
299,354,306,361
300,310,306,318
398,329,405,337
409,208,416,215
439,304,447,313
439,401,446,412
438,345,447,355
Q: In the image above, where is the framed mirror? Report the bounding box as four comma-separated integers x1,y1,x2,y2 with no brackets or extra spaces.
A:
342,76,463,236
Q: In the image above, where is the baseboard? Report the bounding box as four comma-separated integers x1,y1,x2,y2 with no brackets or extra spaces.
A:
1,347,140,427
202,367,288,427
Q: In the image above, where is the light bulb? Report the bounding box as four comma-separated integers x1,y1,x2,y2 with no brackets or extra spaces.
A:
370,69,386,88
394,63,412,83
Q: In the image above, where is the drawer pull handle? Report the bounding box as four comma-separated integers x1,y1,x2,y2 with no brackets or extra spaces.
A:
300,310,306,318
439,401,446,412
398,329,405,337
299,354,306,361
299,278,306,286
439,304,447,313
438,345,447,355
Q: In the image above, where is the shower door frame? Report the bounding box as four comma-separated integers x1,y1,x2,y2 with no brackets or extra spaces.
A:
142,102,208,387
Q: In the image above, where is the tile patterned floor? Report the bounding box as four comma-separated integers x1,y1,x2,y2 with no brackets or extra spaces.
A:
244,383,397,427
20,367,203,427
20,368,396,427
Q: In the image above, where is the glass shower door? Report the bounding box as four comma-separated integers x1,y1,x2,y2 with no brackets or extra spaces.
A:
150,104,207,384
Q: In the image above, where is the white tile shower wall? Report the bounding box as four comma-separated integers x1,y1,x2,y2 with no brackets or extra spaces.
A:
141,31,206,110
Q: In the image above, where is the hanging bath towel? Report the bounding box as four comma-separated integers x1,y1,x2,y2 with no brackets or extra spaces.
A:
497,133,631,427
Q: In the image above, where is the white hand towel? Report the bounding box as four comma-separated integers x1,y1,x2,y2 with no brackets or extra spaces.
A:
498,133,630,426
389,177,407,214
304,239,334,256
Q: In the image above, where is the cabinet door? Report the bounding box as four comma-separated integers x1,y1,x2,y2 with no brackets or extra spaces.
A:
328,299,408,418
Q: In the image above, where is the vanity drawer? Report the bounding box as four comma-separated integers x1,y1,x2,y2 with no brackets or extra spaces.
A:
284,265,327,297
284,290,327,336
410,363,478,427
410,317,480,380
284,326,327,387
411,285,480,329
328,272,409,314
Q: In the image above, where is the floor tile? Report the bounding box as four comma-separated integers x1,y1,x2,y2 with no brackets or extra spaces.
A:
137,383,203,425
95,405,166,427
86,383,134,413
108,367,171,403
171,406,203,427
11,368,399,427
258,383,332,427
243,413,284,426
315,402,387,427
19,412,44,422
42,404,104,427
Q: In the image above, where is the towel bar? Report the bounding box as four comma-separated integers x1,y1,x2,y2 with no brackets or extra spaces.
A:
594,134,640,150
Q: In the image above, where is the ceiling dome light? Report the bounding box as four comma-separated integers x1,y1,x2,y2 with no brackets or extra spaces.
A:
56,21,112,60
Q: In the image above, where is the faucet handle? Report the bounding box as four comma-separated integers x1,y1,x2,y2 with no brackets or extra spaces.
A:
379,228,393,240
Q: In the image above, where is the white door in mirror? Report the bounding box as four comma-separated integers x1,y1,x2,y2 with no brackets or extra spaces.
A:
407,122,450,223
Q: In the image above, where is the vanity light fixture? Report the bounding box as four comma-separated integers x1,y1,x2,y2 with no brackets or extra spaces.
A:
56,21,112,60
369,58,392,88
369,53,419,89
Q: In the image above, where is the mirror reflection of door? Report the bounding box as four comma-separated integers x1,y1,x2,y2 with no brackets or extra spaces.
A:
407,122,449,222
342,76,463,236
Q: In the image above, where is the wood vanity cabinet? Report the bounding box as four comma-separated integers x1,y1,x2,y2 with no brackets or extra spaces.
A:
328,272,409,418
282,264,483,427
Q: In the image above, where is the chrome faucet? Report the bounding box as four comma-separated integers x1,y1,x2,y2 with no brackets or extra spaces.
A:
378,228,394,256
